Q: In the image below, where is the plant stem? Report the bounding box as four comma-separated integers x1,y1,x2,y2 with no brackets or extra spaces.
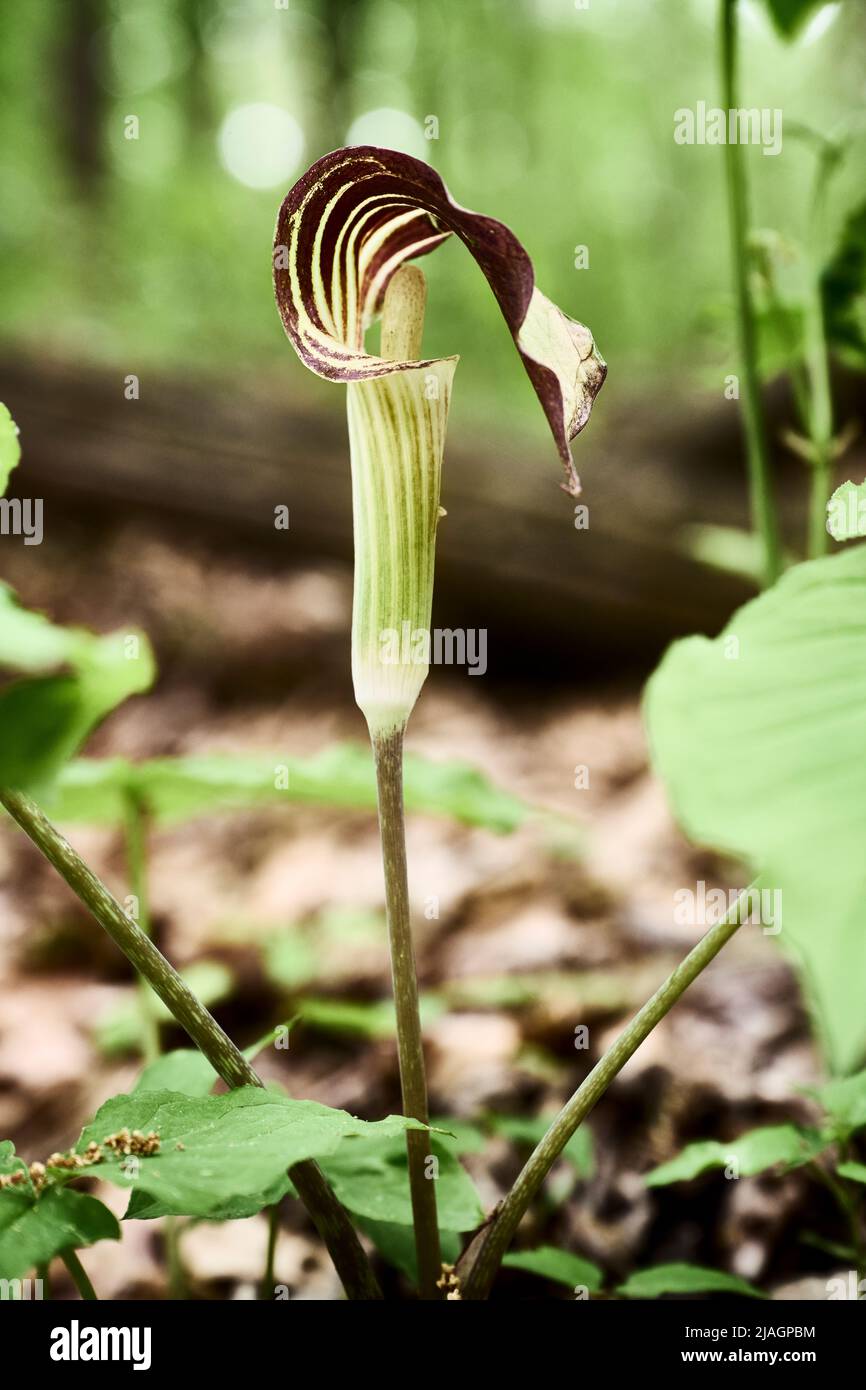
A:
372,729,442,1299
461,890,753,1300
260,1203,280,1299
36,1262,51,1299
0,787,382,1301
803,157,835,559
720,0,782,588
123,792,161,1066
61,1249,98,1301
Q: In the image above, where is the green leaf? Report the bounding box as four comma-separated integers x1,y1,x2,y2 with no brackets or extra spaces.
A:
0,615,155,791
94,960,233,1056
490,1113,594,1178
318,1135,484,1231
646,1125,827,1187
837,1161,866,1184
503,1245,604,1291
819,1070,866,1134
134,1050,218,1098
827,480,866,542
822,198,866,370
762,0,830,40
618,1263,764,1299
0,1185,119,1281
297,993,447,1041
678,524,768,584
0,405,21,496
48,744,539,835
358,1218,462,1284
644,547,866,1073
75,1088,423,1221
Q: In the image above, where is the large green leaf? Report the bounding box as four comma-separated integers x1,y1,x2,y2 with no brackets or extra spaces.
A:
618,1263,764,1299
0,1183,119,1281
73,1088,422,1221
318,1134,484,1231
646,1125,827,1187
46,744,538,834
0,405,21,496
503,1245,604,1292
644,547,866,1073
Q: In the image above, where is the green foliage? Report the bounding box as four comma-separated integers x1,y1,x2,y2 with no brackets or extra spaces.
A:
819,1068,866,1133
46,745,539,834
646,1125,828,1187
0,1163,119,1281
0,595,155,790
94,960,233,1056
296,993,447,1041
837,1161,866,1184
617,1263,764,1299
0,404,20,495
357,1218,462,1284
502,1245,604,1291
318,1134,484,1231
489,1113,594,1179
645,546,866,1073
73,1088,423,1222
134,1049,218,1098
827,479,866,542
822,197,866,370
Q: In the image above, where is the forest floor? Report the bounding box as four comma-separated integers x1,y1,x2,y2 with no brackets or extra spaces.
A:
0,516,833,1300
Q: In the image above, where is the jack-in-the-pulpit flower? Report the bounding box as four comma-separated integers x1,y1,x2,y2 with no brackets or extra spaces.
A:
274,145,605,735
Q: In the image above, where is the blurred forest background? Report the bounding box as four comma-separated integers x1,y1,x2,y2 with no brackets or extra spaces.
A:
1,0,866,1299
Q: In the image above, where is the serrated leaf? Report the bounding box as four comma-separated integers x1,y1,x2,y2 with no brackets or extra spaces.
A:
618,1263,764,1299
134,1050,218,1098
75,1088,422,1221
0,1185,119,1281
318,1135,484,1231
0,405,21,496
827,480,866,542
644,547,866,1073
503,1246,604,1291
646,1125,827,1187
818,1070,866,1134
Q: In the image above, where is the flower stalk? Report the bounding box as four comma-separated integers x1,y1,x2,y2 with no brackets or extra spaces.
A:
355,265,444,1298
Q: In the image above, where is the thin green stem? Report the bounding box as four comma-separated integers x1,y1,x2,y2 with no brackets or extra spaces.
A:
0,787,382,1301
123,791,160,1067
720,0,782,588
260,1203,280,1299
62,1249,98,1301
461,890,753,1300
803,157,835,560
372,729,442,1300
